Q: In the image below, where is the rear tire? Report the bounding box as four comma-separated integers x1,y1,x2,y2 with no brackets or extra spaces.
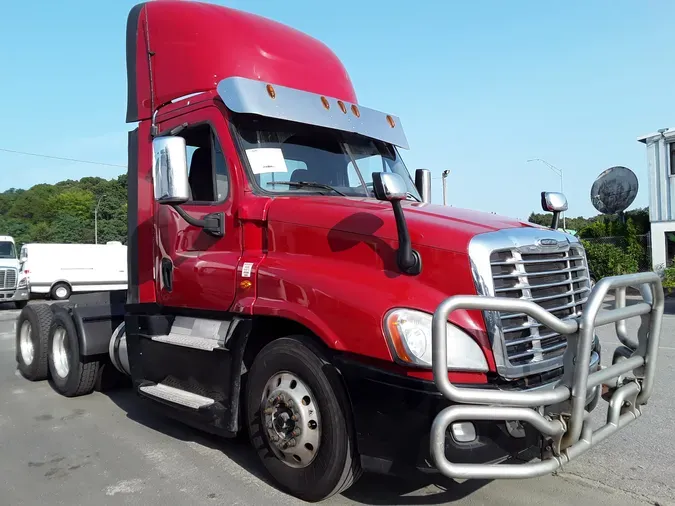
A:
50,282,71,301
47,308,100,397
15,304,54,381
246,336,361,502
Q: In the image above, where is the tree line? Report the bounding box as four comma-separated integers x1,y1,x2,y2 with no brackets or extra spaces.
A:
0,175,127,248
528,207,651,278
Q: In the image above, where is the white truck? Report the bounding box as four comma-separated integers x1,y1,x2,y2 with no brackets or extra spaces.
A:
18,242,128,301
0,236,29,309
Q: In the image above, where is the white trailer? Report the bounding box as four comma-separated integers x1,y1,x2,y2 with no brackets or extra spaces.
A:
19,242,128,300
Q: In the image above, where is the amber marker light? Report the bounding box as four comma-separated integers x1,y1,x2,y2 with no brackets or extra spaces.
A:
385,313,412,363
387,115,395,128
266,84,276,99
337,100,347,113
351,104,360,117
240,280,252,290
320,96,330,109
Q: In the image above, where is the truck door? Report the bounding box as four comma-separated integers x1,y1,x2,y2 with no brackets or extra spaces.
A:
155,107,241,311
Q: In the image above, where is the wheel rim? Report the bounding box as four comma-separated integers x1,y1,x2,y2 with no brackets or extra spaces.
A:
19,321,34,365
52,327,70,378
260,371,322,469
55,286,68,299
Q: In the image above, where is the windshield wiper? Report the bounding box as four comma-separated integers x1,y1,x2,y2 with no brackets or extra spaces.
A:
267,181,346,196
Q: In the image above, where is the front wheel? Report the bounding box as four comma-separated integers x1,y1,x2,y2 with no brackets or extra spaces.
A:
246,336,361,502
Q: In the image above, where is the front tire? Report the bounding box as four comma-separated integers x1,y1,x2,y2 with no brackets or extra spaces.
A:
15,304,54,381
246,336,361,502
47,308,100,397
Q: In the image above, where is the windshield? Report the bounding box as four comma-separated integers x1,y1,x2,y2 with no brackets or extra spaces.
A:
232,114,421,200
0,242,16,259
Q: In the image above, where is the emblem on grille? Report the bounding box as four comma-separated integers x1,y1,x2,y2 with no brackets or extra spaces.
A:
537,238,559,247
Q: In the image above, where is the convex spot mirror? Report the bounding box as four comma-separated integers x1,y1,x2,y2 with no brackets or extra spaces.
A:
541,191,568,212
372,172,407,202
152,136,190,205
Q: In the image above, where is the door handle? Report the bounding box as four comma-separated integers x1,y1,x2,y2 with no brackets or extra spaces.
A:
161,257,173,292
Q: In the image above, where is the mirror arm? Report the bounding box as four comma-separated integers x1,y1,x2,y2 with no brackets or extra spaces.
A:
171,205,225,237
550,212,560,230
391,201,422,275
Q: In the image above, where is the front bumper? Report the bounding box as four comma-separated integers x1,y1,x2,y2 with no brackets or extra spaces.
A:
0,287,29,303
335,349,600,477
429,272,663,479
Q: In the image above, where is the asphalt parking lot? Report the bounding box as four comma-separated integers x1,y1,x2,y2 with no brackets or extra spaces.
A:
0,299,673,506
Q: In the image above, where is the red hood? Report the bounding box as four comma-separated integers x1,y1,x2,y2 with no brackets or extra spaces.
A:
266,196,535,253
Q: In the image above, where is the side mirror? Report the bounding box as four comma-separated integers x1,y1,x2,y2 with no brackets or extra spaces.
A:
541,191,568,230
372,172,422,275
541,192,568,212
372,172,407,201
152,136,190,204
414,169,432,204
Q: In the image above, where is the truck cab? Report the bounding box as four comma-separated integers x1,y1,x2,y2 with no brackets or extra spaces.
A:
13,1,664,502
0,236,28,308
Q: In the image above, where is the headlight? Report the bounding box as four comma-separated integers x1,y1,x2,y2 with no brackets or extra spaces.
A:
18,277,27,288
384,308,488,372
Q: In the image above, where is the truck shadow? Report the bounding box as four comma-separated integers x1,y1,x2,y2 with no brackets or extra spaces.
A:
104,384,490,504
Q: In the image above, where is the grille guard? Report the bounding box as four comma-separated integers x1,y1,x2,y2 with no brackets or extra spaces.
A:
430,271,664,479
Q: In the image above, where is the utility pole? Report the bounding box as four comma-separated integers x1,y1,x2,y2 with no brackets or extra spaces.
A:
95,194,106,244
441,170,450,205
527,158,565,229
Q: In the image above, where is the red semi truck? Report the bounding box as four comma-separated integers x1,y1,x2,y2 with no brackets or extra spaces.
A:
14,1,664,502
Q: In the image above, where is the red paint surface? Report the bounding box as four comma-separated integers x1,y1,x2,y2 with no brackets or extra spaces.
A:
129,1,538,381
252,197,528,370
130,1,356,122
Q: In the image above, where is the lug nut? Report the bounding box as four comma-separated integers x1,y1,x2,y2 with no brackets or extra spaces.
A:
288,438,297,447
291,428,301,437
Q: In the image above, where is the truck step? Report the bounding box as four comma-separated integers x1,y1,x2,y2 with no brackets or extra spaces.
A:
151,333,220,351
149,316,232,351
139,383,215,410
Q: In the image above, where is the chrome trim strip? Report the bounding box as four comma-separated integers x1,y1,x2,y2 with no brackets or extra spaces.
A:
216,77,409,149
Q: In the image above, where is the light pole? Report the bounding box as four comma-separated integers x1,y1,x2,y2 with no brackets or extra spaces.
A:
95,194,106,244
441,169,451,205
527,158,565,229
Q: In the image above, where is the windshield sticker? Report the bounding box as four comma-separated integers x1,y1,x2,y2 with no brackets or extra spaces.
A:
245,148,288,175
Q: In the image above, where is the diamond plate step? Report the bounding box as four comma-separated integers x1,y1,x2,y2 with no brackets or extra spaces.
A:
151,333,220,351
139,383,215,410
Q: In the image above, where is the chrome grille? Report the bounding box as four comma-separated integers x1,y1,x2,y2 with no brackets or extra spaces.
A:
469,228,591,380
0,268,17,289
491,246,590,367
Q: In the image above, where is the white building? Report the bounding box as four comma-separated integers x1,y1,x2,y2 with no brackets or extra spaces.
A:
637,128,675,270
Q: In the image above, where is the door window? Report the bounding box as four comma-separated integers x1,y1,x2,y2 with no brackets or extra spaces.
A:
175,124,230,204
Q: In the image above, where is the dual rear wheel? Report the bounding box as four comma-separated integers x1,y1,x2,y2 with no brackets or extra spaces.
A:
15,304,99,397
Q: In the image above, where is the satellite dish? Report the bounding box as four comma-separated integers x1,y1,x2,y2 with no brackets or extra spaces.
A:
590,166,638,215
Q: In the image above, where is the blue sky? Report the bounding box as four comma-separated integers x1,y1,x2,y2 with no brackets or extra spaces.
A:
1,0,673,221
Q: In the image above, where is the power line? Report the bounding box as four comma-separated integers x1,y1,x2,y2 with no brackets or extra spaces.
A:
0,148,127,168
